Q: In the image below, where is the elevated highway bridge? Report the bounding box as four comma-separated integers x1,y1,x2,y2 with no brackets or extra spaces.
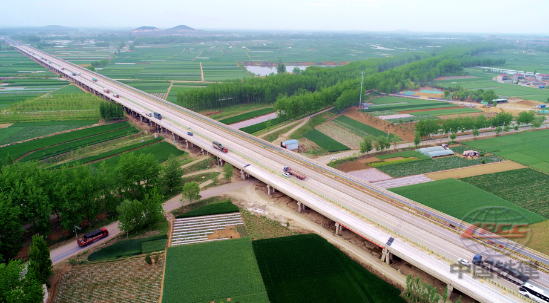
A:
8,39,549,303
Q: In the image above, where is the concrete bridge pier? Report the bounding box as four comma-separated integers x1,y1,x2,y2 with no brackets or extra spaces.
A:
186,140,189,149
240,169,247,180
335,222,340,235
446,285,453,298
267,185,276,196
381,248,393,265
140,115,143,122
173,133,177,143
201,148,205,155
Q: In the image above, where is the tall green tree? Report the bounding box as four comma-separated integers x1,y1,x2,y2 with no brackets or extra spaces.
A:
0,197,23,262
117,199,145,235
162,154,184,192
181,182,200,205
276,63,286,74
27,234,53,284
483,89,497,104
0,259,44,303
359,135,374,154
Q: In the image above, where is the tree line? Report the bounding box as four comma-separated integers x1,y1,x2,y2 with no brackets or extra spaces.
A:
414,111,545,139
0,152,184,262
99,101,125,121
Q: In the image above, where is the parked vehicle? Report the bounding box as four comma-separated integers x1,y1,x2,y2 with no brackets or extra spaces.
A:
153,112,162,120
212,141,228,153
77,228,108,247
283,166,306,180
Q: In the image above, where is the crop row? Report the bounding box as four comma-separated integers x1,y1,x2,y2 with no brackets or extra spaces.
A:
90,141,184,170
369,157,419,167
461,168,549,218
219,108,274,124
239,117,284,134
22,127,139,162
304,129,350,152
49,137,163,169
377,155,502,178
88,234,168,261
0,123,96,146
0,122,130,160
162,238,269,303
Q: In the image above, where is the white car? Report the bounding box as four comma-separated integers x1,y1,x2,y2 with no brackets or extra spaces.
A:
282,172,291,178
330,157,337,161
457,258,471,267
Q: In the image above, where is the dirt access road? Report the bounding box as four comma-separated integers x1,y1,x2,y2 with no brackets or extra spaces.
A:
49,180,254,264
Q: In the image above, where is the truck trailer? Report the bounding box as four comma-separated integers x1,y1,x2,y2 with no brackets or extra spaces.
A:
283,166,306,180
212,141,228,153
472,254,529,284
153,112,162,120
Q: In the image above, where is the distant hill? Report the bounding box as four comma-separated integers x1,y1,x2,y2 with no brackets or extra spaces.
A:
167,25,196,32
41,25,72,31
132,26,161,32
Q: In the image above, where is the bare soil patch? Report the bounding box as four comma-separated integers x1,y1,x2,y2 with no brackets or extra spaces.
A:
337,160,369,172
207,225,241,240
0,123,13,128
359,157,380,163
344,107,414,141
425,161,526,180
399,106,462,114
203,111,222,116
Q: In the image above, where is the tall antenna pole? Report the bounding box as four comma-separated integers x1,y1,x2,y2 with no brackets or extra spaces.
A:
359,72,365,109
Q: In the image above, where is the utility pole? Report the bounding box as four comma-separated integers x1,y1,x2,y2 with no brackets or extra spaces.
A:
359,72,365,109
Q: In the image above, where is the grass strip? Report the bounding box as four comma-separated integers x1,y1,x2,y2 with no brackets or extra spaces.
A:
88,234,168,261
175,202,239,218
239,117,284,134
141,239,167,254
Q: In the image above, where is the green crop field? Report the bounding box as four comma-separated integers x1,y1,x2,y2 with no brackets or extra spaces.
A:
219,108,274,124
175,202,239,218
0,120,97,145
390,179,546,224
90,141,184,170
49,137,163,169
474,50,549,74
50,85,86,95
88,235,168,261
21,127,139,162
365,97,456,113
304,129,350,152
465,130,549,172
0,50,54,77
461,168,549,218
0,79,68,109
253,234,405,303
410,107,481,116
0,122,130,161
376,155,502,178
332,115,400,140
0,93,103,123
239,117,284,134
162,238,269,303
119,80,171,93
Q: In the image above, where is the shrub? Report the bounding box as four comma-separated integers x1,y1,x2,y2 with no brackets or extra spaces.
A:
176,202,239,218
145,254,152,265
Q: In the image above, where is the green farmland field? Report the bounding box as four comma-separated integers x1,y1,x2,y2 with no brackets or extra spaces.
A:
390,178,546,224
461,168,549,218
304,129,350,152
0,120,97,145
377,155,502,178
465,130,549,172
0,122,130,161
219,108,274,124
90,141,184,170
376,150,430,160
162,238,269,303
119,80,171,93
253,234,406,303
332,115,400,140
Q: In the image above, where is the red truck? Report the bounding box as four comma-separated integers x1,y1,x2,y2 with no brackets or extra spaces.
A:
283,166,306,180
212,141,228,153
113,93,119,98
103,88,110,94
77,228,108,247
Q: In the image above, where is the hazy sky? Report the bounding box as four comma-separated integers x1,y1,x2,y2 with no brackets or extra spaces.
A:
4,0,549,34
